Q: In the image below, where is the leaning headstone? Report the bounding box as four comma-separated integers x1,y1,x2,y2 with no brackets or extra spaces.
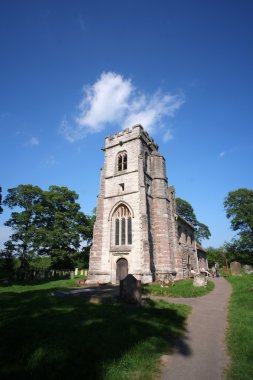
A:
193,274,207,287
230,261,241,275
120,274,142,304
243,265,253,274
74,268,78,276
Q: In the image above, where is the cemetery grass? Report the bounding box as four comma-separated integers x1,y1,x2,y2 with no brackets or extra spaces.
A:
143,278,214,297
226,274,253,380
0,279,190,380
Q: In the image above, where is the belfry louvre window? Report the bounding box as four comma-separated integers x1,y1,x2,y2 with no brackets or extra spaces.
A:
113,205,132,245
118,152,127,171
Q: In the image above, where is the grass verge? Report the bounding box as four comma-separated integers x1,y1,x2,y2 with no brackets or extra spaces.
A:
0,279,190,380
226,274,253,380
143,278,214,297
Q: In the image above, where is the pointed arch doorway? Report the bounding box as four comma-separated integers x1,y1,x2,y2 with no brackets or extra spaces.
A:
116,258,128,283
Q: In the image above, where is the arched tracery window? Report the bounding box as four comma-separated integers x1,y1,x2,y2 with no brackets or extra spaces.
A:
113,204,132,245
117,152,127,171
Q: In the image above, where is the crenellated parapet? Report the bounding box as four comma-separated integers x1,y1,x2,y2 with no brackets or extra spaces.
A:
103,124,158,151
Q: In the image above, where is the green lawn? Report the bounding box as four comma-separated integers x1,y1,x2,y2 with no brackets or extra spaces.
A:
226,274,253,380
0,279,190,380
143,278,215,298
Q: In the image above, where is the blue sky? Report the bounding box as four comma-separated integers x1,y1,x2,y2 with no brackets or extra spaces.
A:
1,0,253,248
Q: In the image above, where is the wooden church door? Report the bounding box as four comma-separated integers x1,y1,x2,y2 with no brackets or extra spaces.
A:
116,258,128,283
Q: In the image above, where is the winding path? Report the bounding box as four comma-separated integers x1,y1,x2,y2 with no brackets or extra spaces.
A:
154,277,232,380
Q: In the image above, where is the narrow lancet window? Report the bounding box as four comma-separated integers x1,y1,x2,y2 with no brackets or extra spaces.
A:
121,218,126,245
115,219,119,245
118,155,122,171
123,153,127,170
128,217,132,244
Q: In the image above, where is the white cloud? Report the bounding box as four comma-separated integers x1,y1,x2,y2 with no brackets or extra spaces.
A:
61,72,184,142
163,129,173,142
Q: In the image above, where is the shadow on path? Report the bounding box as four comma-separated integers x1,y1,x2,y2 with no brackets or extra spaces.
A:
151,278,232,380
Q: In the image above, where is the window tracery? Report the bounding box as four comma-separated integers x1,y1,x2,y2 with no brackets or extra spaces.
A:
113,204,132,246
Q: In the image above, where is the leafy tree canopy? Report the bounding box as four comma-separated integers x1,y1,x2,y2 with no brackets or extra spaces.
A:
3,185,43,269
175,198,198,225
224,188,253,264
176,197,211,243
2,184,93,269
206,246,227,267
224,188,253,235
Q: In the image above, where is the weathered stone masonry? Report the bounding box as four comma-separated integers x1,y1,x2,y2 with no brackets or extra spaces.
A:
87,124,199,284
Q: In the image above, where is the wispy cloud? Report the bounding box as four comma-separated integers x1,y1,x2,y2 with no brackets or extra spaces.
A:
218,145,253,159
163,129,173,142
29,137,40,146
45,155,58,166
61,72,184,142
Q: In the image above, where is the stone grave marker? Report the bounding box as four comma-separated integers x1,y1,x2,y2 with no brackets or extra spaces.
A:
70,271,75,279
243,265,253,274
74,268,78,276
230,261,241,275
120,274,142,304
193,274,207,287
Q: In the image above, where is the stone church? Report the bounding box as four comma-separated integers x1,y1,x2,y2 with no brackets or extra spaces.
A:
87,124,201,285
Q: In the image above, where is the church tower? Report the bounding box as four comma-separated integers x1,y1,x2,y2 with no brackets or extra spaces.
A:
86,124,187,284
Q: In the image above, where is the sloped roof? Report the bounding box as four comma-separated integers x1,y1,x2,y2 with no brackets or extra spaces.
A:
176,214,195,230
196,243,207,253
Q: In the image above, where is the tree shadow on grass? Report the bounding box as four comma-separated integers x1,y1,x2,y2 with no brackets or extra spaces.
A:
0,287,191,380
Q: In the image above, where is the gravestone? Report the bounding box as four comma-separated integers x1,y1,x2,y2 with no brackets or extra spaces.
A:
120,274,142,304
80,269,84,276
70,271,75,279
193,274,207,287
158,273,175,287
74,268,78,276
243,265,253,274
230,261,241,275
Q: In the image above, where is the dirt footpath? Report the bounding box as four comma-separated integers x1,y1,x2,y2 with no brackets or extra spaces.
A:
153,277,232,380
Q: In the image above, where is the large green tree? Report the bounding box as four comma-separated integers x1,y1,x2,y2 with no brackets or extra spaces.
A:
3,185,43,268
176,198,198,225
224,188,253,264
176,197,211,243
2,185,91,269
38,186,89,268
